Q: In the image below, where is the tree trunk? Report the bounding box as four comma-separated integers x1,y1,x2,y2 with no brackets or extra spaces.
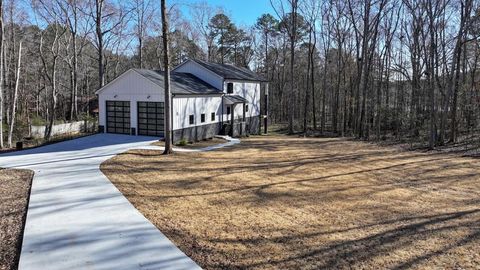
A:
7,40,21,148
303,27,313,134
96,0,105,89
311,28,317,131
161,0,172,154
288,0,297,134
0,0,4,149
321,50,327,135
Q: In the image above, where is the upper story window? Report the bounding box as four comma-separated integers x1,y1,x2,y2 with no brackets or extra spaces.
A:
189,115,194,125
227,83,234,94
201,113,206,123
211,112,215,121
245,104,249,112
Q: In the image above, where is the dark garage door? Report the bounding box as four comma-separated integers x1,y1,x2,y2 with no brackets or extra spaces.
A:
106,101,131,134
138,102,164,136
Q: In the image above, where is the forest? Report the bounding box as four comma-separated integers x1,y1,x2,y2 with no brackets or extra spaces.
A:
0,0,479,152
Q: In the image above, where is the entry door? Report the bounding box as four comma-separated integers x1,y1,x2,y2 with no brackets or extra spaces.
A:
106,101,131,134
137,102,164,136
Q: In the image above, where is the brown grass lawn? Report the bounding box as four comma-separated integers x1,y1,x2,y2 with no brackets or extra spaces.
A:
0,169,33,270
101,135,480,270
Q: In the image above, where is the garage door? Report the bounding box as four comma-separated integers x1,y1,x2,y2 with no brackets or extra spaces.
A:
138,102,164,136
106,101,131,134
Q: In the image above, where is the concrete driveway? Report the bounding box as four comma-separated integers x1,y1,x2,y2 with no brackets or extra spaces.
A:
0,134,201,270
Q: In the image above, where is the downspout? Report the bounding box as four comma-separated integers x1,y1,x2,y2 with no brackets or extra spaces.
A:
171,94,175,143
264,82,268,134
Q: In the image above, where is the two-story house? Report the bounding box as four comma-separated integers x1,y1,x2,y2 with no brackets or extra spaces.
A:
96,59,268,143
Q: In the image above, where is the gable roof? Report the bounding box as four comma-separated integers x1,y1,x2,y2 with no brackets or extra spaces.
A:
132,69,223,95
190,59,268,82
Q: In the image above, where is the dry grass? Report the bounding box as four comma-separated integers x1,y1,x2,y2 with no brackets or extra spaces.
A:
0,169,33,270
101,135,480,269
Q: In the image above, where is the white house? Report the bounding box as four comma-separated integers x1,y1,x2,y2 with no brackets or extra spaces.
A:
96,59,268,142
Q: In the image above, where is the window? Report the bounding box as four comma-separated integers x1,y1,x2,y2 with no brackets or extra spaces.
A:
201,113,206,123
245,104,249,112
227,83,233,94
227,106,231,115
189,115,194,125
211,112,215,121
137,102,164,136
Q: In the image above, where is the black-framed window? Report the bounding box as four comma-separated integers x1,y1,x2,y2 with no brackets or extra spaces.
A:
201,113,206,123
211,112,215,121
106,100,131,134
137,102,164,136
245,104,249,112
227,83,233,94
189,115,194,125
227,106,231,115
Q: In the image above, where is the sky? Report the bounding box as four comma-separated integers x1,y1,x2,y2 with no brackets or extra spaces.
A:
176,0,277,26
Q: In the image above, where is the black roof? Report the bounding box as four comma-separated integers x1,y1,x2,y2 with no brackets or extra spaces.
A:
191,59,267,82
133,69,223,95
224,95,248,104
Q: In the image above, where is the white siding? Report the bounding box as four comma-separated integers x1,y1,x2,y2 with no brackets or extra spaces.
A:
222,80,261,121
173,60,224,90
98,70,164,131
172,96,223,130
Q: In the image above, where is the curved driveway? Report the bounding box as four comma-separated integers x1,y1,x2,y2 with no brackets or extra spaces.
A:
0,134,201,270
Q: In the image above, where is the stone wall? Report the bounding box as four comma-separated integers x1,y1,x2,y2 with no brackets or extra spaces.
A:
173,122,221,143
172,116,260,143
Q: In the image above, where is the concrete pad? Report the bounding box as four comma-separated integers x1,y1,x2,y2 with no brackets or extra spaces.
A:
0,134,201,270
135,135,240,152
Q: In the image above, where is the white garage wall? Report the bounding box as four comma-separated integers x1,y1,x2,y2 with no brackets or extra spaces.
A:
172,96,223,130
222,80,261,121
97,70,164,132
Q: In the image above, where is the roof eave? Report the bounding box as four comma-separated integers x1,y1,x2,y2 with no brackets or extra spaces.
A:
224,77,269,83
172,92,224,96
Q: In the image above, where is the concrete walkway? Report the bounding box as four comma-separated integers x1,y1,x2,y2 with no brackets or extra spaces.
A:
0,134,202,270
136,135,240,152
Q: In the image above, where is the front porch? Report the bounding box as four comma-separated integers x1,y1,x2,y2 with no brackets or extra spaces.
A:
222,95,248,138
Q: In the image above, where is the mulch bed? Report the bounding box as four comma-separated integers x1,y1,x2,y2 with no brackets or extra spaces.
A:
0,169,34,270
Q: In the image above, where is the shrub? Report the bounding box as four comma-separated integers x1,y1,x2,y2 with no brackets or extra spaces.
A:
176,139,188,146
30,115,47,126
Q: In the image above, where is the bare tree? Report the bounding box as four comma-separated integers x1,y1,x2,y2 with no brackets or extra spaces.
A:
90,0,127,88
34,0,68,140
190,2,219,62
161,0,172,154
7,39,20,147
271,0,300,134
132,0,153,68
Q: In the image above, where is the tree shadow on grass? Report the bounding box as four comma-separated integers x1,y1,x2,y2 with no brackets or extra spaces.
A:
234,209,480,269
103,135,480,269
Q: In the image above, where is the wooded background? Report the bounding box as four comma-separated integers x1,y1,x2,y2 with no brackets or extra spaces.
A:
0,0,479,152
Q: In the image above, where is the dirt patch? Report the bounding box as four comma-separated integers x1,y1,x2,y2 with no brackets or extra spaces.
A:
102,135,480,269
0,168,34,270
153,137,227,149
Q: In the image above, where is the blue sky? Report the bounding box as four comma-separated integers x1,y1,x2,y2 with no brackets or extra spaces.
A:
176,0,276,26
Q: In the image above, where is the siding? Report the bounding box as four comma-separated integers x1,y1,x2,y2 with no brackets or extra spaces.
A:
172,96,223,130
222,80,261,122
98,70,164,131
